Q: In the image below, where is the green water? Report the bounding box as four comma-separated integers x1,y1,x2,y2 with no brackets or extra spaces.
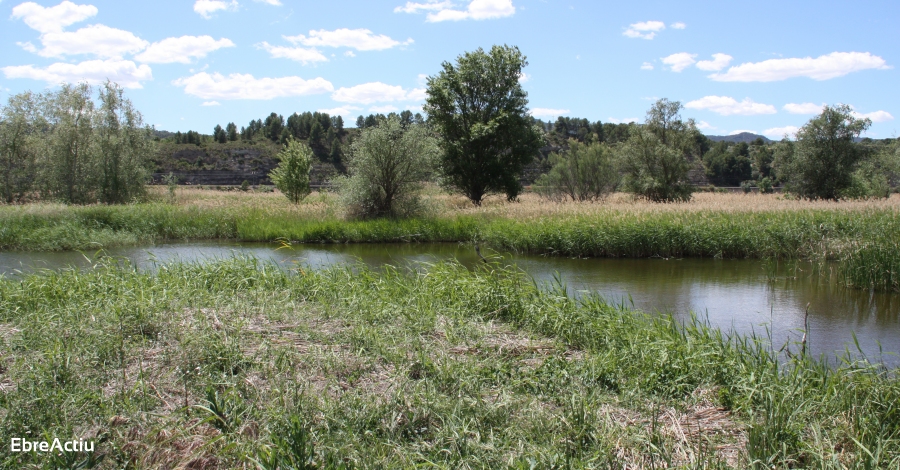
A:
2,241,898,365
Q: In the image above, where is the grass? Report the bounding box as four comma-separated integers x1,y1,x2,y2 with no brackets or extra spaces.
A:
1,188,899,291
1,257,898,468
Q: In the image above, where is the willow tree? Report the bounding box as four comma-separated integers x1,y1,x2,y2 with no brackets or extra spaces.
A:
0,91,41,203
425,45,543,205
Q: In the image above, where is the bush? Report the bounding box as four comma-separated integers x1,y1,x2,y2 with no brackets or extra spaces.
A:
269,139,313,204
535,140,619,202
336,116,439,219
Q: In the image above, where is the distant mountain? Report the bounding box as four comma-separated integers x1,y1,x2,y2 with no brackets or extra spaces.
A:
705,132,773,144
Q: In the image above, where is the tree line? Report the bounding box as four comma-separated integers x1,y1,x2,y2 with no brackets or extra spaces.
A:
0,82,152,204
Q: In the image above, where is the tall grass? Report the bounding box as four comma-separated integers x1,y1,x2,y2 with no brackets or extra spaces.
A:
1,257,897,467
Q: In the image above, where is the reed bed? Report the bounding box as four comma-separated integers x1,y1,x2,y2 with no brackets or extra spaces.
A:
2,189,899,291
0,257,897,468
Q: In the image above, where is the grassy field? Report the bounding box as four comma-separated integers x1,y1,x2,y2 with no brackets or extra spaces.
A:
1,187,898,291
1,257,898,468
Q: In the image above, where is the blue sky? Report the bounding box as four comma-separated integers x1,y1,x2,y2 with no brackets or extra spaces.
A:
1,0,898,138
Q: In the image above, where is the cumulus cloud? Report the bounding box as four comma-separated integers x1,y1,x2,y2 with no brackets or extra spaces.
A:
331,82,411,104
783,102,824,114
421,0,516,22
135,36,234,64
284,29,412,51
258,42,328,65
623,20,665,40
194,0,238,19
31,24,148,58
518,72,530,83
670,22,686,29
695,53,732,72
607,117,640,124
318,106,361,118
344,51,356,57
172,72,334,100
11,1,97,33
661,53,697,72
394,1,453,13
405,88,427,101
696,121,714,130
640,62,654,70
254,0,281,5
2,59,152,88
852,109,894,123
201,101,221,106
763,126,799,138
685,96,777,116
529,108,570,119
709,52,890,82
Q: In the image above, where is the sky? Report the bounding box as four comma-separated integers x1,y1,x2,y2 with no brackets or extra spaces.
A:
1,0,898,139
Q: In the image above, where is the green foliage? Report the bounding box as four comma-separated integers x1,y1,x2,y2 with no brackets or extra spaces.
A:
703,141,752,186
618,99,698,202
270,139,313,204
94,82,153,204
425,45,544,204
0,91,40,203
778,104,872,200
535,140,619,201
337,116,439,218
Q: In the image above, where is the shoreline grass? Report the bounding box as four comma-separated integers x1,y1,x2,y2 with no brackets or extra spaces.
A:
0,257,897,468
1,190,899,291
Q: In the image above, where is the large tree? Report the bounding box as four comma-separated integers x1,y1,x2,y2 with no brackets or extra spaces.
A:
778,104,871,200
0,91,40,203
424,45,543,205
618,99,699,202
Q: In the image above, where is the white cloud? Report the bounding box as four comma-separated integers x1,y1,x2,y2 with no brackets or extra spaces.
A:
417,73,429,85
709,52,890,82
530,108,570,119
670,22,686,29
640,62,654,70
661,53,697,72
201,101,221,106
607,117,640,124
172,72,334,100
763,126,799,138
11,1,97,33
254,0,281,5
344,50,356,57
135,36,234,64
332,82,409,104
425,0,515,22
696,121,714,130
518,72,530,83
284,29,412,51
783,102,824,114
29,24,148,59
258,42,328,65
852,109,894,123
394,1,453,14
406,88,427,101
685,96,777,116
369,105,399,113
194,0,238,19
623,20,665,40
2,59,152,88
695,53,732,72
318,106,362,118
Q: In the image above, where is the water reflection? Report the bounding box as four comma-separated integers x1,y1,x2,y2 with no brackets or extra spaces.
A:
1,241,897,365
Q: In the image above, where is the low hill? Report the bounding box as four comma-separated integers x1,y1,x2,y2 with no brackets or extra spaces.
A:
705,132,773,144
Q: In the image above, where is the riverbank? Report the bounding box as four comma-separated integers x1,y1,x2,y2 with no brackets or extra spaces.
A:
1,189,898,291
1,258,897,468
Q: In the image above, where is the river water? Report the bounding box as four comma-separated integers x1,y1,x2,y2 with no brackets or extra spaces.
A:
2,241,898,366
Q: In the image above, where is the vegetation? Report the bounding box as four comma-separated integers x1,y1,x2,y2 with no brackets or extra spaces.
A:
535,140,619,201
618,99,698,202
777,105,874,200
1,257,898,468
0,82,153,204
425,45,544,205
269,139,313,204
703,141,752,187
337,116,440,219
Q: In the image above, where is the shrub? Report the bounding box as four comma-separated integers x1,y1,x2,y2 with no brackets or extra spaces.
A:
269,139,313,204
535,140,619,202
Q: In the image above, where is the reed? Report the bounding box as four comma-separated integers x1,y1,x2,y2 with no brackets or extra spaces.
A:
1,257,897,467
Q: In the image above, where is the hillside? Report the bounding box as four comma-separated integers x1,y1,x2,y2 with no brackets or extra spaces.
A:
705,132,773,144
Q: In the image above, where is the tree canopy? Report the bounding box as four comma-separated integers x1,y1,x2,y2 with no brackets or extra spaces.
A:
424,45,543,205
